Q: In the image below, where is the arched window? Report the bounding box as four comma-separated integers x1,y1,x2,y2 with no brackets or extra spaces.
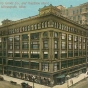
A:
31,25,34,30
42,22,45,28
48,20,54,27
16,28,19,33
54,22,57,28
20,27,22,32
38,23,41,29
28,25,30,31
12,29,14,33
58,23,61,29
34,24,37,30
45,21,47,28
24,26,27,31
22,27,25,31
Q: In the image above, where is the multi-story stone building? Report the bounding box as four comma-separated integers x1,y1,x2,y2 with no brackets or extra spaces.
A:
0,4,88,86
57,2,88,26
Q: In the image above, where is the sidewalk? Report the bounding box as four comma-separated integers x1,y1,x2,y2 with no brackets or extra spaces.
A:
54,72,88,88
1,75,50,88
1,72,88,88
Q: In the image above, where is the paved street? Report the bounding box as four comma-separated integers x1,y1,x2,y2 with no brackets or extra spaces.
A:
70,77,88,88
0,80,21,88
0,75,50,88
0,73,88,88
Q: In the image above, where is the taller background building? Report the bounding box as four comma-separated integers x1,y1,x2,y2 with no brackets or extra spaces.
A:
0,4,88,87
57,2,88,26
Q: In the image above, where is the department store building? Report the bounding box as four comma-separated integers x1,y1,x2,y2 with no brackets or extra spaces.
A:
0,5,88,86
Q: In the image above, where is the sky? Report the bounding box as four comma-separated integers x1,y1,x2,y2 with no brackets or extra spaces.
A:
0,0,88,25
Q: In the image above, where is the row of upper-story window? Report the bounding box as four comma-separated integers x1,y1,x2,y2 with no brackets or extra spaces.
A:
0,32,87,42
0,20,87,36
0,49,86,60
0,33,86,50
0,40,86,50
61,33,86,42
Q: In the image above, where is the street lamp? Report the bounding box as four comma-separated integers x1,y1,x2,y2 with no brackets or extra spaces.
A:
66,75,70,88
32,76,35,88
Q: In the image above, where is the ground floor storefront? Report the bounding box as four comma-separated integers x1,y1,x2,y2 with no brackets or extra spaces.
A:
0,65,87,87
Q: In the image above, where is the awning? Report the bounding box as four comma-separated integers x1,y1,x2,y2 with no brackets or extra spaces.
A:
56,74,65,79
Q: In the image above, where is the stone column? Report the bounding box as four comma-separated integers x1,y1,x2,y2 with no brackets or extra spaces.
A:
2,66,4,75
50,74,54,87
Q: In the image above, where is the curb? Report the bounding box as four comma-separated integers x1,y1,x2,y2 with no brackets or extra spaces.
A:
69,76,88,88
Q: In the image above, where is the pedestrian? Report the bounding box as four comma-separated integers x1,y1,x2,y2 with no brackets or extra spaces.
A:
70,79,73,85
72,80,73,85
87,72,88,75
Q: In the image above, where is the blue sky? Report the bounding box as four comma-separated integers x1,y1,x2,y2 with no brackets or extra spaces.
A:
0,0,88,25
